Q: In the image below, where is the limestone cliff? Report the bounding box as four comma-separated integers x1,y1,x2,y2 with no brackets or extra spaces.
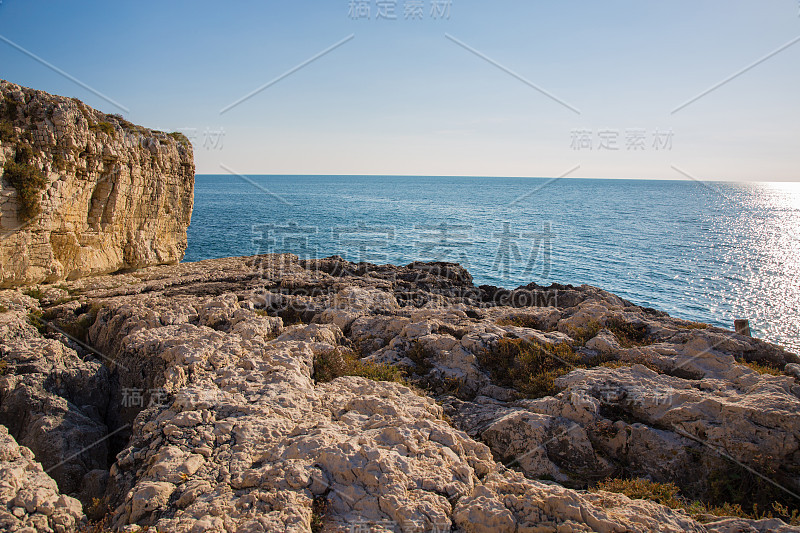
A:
0,80,194,287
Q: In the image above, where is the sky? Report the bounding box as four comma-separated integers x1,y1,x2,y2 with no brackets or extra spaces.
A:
0,0,798,180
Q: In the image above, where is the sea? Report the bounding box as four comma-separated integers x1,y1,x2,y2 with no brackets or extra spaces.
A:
185,175,800,354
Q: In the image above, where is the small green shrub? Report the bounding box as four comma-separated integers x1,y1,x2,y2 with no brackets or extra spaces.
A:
84,496,112,522
705,454,792,513
570,318,649,347
89,121,115,136
406,340,435,374
497,314,544,329
479,338,579,398
314,347,405,384
109,113,135,130
310,495,329,533
3,144,47,221
736,358,782,376
571,320,601,345
595,478,683,508
0,120,14,142
0,359,8,375
2,95,18,120
594,477,800,524
52,152,66,171
0,304,8,313
27,310,47,335
606,317,649,347
168,131,190,146
22,287,45,301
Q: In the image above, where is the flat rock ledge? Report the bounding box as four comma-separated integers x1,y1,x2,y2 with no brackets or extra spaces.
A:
0,254,798,532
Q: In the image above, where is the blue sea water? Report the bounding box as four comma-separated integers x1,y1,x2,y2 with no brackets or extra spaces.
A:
185,175,800,353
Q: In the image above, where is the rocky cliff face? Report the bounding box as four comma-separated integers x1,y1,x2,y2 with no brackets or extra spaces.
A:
1,255,798,532
0,80,194,287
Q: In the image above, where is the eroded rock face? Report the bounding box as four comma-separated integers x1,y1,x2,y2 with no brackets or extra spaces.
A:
0,290,111,499
0,424,85,532
0,254,798,531
0,80,194,287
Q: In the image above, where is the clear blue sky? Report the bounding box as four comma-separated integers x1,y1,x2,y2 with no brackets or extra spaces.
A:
1,0,798,180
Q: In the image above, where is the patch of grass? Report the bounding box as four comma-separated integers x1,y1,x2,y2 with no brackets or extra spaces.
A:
22,286,45,301
0,304,8,313
27,310,47,335
736,358,782,376
594,477,800,525
571,320,601,345
497,314,543,329
168,131,190,146
3,144,47,221
595,478,683,508
88,121,115,136
569,318,649,348
254,308,270,317
605,317,649,347
479,338,579,398
314,347,405,384
54,284,78,296
109,113,135,130
0,359,8,375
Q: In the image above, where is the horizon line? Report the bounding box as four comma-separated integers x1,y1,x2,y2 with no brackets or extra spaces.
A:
193,173,800,183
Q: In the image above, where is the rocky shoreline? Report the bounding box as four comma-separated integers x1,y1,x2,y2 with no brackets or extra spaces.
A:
0,253,798,532
2,82,799,532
